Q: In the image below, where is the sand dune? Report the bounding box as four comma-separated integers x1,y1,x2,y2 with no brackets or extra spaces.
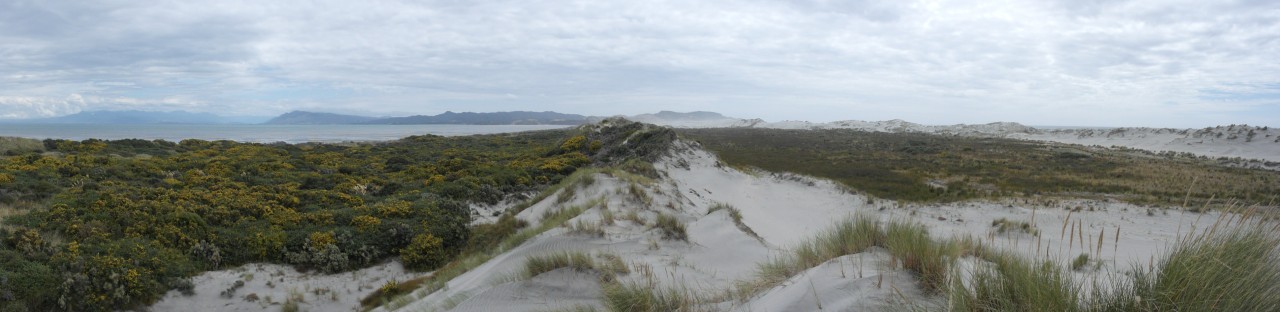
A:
640,114,1280,165
373,139,1238,312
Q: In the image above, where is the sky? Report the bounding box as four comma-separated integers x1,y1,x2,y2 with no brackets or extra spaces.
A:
1,0,1278,128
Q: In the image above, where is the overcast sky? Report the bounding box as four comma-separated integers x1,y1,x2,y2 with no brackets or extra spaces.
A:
1,0,1277,127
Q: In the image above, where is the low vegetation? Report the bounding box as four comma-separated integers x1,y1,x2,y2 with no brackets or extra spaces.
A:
0,119,681,312
0,130,597,311
0,137,43,156
681,128,1280,208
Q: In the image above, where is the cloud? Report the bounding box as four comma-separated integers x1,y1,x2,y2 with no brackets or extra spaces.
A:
0,0,1277,127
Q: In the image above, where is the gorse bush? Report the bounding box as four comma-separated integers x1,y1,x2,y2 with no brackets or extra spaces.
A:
0,127,614,311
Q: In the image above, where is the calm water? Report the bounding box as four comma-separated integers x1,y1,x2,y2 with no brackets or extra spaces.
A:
0,124,573,143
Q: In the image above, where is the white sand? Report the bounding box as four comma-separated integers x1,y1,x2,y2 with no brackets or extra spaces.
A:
150,261,428,312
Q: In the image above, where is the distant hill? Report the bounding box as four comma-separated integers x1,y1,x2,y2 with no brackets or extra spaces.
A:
624,111,764,128
22,110,268,124
633,111,728,120
264,111,378,125
368,111,588,125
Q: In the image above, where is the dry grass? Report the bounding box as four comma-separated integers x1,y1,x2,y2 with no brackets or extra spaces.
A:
652,213,687,241
523,251,598,279
883,221,962,292
948,249,1082,312
953,208,1280,312
602,282,700,312
1092,212,1280,311
991,217,1039,236
568,219,606,237
0,136,43,155
706,203,762,243
735,216,883,300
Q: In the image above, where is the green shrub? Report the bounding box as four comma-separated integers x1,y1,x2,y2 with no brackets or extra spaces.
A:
467,214,528,252
0,250,58,311
400,233,447,270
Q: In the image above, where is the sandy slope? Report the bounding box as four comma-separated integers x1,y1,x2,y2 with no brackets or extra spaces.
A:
150,261,428,312
371,140,1238,312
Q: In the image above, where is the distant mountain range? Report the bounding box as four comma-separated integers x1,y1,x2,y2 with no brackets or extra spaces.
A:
263,111,379,125
263,110,589,125
4,110,728,126
8,110,270,124
371,111,587,125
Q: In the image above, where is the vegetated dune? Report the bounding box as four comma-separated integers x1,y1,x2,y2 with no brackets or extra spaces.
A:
1009,125,1280,165
377,136,1265,311
637,113,1280,166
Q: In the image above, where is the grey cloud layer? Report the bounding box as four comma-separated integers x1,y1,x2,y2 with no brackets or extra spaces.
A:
1,0,1277,126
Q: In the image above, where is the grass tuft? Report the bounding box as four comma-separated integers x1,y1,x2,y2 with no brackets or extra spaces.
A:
568,219,606,237
706,203,762,243
1094,216,1280,311
884,221,958,292
523,251,599,279
991,217,1039,236
1070,253,1090,271
948,250,1081,312
737,216,883,300
603,282,698,312
652,214,688,241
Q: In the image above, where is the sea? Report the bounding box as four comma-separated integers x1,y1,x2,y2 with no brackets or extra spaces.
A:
0,124,574,144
